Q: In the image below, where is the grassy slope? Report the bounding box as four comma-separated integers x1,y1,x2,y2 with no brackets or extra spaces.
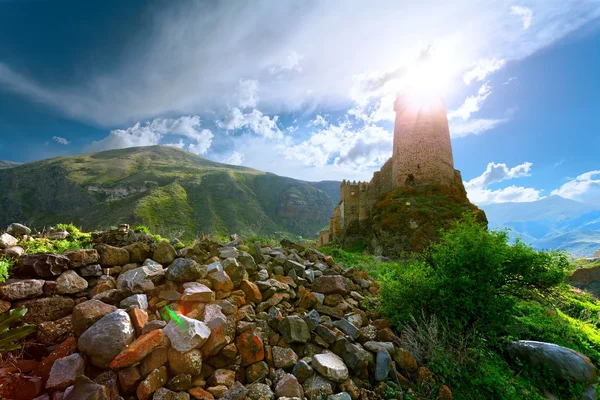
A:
0,146,335,239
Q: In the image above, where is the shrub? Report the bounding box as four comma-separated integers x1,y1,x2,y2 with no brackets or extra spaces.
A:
379,215,570,335
133,225,151,234
0,307,36,352
0,257,13,283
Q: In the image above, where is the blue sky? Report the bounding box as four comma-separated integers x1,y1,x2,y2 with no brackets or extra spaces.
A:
1,0,599,205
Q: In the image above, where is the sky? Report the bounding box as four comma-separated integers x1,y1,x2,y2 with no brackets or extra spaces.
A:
0,0,599,206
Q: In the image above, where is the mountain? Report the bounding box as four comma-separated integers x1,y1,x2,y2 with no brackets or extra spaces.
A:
0,146,336,239
309,180,341,205
0,160,21,169
482,196,600,257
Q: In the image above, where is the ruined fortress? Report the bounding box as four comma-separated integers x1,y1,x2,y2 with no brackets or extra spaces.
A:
320,94,467,246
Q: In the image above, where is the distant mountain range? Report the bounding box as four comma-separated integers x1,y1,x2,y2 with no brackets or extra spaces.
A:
482,196,600,257
0,146,337,239
0,160,21,169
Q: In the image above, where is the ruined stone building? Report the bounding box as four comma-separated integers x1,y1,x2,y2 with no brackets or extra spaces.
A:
319,94,467,246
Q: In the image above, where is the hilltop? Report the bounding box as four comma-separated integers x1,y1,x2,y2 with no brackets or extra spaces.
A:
0,160,21,169
0,146,337,239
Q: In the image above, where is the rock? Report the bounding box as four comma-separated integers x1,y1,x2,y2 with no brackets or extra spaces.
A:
141,346,168,376
167,374,192,391
117,262,164,294
332,338,370,378
166,258,206,282
223,258,245,287
236,331,265,366
32,336,77,381
143,319,168,334
168,348,203,376
72,299,117,336
507,340,597,383
120,293,148,310
273,346,299,369
96,244,130,267
275,373,304,399
164,314,211,353
188,387,215,400
3,246,24,258
312,275,347,295
246,361,269,383
154,241,177,265
247,383,274,400
219,247,239,259
119,365,143,393
374,349,392,381
0,373,43,399
209,369,236,388
110,329,165,368
78,309,136,368
80,264,102,277
137,366,168,400
94,370,119,399
36,315,72,345
279,316,310,344
583,385,597,400
312,353,350,383
63,249,100,268
240,279,262,303
201,304,235,357
0,232,18,249
154,387,190,400
46,353,85,390
56,270,88,294
7,223,31,236
333,319,360,339
292,360,314,383
123,242,151,263
221,381,247,400
363,341,395,354
328,393,352,400
17,253,70,278
14,296,74,324
302,373,333,399
209,270,234,292
393,348,418,372
47,229,69,240
0,279,44,300
63,376,110,400
181,282,214,302
0,299,10,313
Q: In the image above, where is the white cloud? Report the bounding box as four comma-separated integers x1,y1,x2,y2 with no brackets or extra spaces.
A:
1,1,597,127
463,58,506,85
308,114,328,127
511,5,534,29
52,136,70,145
88,115,214,155
551,170,600,202
450,118,507,137
236,79,259,109
448,82,492,121
465,161,541,204
269,50,303,74
219,108,282,138
164,140,186,149
222,151,245,166
284,122,392,170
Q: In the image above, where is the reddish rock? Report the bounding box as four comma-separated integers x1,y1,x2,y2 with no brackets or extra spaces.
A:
0,359,39,373
439,384,453,400
129,307,148,336
0,299,10,313
417,366,435,386
118,365,143,393
13,296,75,324
209,270,234,292
240,279,262,303
298,292,317,309
189,387,215,400
207,385,228,398
312,275,347,295
96,244,130,267
208,369,236,388
36,315,73,346
201,304,235,358
32,337,76,381
0,373,43,400
376,328,398,342
141,346,169,376
168,348,203,376
136,366,168,400
72,299,117,336
110,329,165,369
42,280,57,296
236,331,265,366
393,348,418,372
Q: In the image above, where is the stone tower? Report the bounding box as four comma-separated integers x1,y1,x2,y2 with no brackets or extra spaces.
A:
392,94,456,189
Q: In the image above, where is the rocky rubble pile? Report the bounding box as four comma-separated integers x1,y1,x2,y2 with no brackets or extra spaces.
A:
0,224,450,400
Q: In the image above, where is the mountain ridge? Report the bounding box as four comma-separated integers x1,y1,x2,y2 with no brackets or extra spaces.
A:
0,146,338,239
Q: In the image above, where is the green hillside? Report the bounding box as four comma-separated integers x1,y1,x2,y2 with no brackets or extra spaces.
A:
0,146,335,239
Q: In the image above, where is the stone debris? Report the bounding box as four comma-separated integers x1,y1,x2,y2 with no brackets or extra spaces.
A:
0,223,457,400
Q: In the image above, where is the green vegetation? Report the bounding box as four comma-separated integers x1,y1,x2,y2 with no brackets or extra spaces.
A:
0,146,335,239
323,217,597,399
0,256,13,283
0,307,36,352
133,224,151,234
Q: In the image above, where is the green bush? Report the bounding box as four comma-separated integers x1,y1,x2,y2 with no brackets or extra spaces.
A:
0,257,13,283
378,215,570,335
133,225,151,234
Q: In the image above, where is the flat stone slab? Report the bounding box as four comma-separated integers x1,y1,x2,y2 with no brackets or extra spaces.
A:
312,353,349,383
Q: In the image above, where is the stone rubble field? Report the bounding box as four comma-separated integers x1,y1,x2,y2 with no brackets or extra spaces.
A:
0,224,451,400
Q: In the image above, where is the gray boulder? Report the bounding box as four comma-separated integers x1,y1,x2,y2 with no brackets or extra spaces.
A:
279,316,310,344
46,353,85,390
0,279,44,300
120,293,148,310
117,262,164,294
164,314,211,353
78,309,135,368
166,258,206,282
312,353,349,383
7,223,31,237
56,270,88,294
507,340,597,383
0,233,18,249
